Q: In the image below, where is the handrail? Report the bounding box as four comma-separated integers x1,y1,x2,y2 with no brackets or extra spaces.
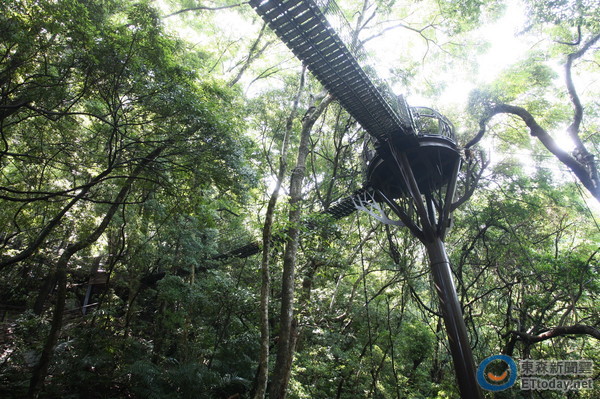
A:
410,106,456,143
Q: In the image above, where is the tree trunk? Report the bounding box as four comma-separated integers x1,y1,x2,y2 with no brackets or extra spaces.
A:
254,68,305,399
32,268,57,316
269,93,332,399
27,250,69,398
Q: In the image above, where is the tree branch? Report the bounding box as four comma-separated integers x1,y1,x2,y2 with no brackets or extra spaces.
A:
163,2,249,18
227,23,275,87
556,25,581,46
466,32,600,201
0,168,113,269
509,325,600,344
451,151,488,211
565,33,600,147
28,145,164,397
467,104,599,201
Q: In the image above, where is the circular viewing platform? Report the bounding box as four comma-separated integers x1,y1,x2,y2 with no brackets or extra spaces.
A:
366,107,462,199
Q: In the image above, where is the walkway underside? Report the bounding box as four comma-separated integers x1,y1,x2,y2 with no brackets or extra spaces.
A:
249,0,416,144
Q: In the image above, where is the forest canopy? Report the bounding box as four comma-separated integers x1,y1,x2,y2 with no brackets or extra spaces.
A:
0,0,598,398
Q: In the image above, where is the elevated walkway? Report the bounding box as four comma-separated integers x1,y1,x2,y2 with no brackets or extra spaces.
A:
249,0,416,144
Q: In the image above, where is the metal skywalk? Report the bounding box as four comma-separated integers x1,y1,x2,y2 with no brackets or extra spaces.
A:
249,0,417,145
221,2,482,397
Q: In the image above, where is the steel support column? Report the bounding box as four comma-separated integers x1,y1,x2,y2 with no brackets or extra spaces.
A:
425,237,483,399
383,150,483,398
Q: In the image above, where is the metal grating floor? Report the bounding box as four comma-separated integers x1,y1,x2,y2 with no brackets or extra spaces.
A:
249,0,415,144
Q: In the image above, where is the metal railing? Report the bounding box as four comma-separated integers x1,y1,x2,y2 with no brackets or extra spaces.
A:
410,106,456,142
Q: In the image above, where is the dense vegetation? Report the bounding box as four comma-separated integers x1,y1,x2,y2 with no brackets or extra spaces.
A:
0,0,598,398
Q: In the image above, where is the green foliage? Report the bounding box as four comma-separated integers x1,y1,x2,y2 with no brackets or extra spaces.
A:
0,0,256,397
437,0,506,34
468,53,558,118
452,163,600,371
127,359,239,399
525,0,599,29
493,55,557,101
1,1,598,399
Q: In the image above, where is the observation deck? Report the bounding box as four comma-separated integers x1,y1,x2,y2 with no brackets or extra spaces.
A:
366,107,461,199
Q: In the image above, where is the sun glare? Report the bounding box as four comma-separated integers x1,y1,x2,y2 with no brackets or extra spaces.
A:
476,1,529,83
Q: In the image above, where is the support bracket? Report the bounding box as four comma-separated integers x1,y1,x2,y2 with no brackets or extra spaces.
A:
352,189,404,226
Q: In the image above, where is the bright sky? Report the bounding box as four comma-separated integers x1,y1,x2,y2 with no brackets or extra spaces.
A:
476,1,529,82
421,0,529,108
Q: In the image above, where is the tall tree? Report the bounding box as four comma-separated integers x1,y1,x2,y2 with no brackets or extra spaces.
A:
269,91,334,399
467,0,600,200
1,1,253,397
253,67,306,399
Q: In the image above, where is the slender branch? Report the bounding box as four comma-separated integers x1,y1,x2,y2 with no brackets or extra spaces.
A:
228,23,276,87
0,174,149,202
556,25,581,46
362,21,433,45
163,2,249,18
0,168,113,269
464,114,492,149
451,152,488,211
